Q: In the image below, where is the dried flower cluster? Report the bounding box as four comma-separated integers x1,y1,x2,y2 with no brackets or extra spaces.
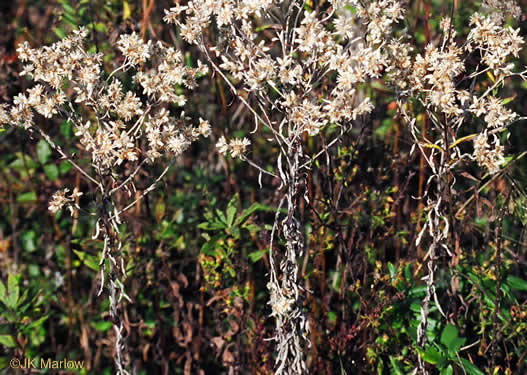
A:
386,3,526,374
11,28,209,173
3,27,209,375
216,136,251,159
389,12,524,175
481,0,522,25
165,0,404,373
48,187,83,214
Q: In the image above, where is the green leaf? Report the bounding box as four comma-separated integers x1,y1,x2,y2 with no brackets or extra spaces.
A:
441,325,457,347
16,192,37,204
62,12,77,26
185,52,193,68
371,80,388,91
408,285,427,297
449,134,477,149
155,198,165,224
21,231,37,252
201,237,221,256
440,365,453,375
60,120,72,138
226,195,238,228
244,223,261,233
460,358,485,375
404,264,413,282
9,153,38,171
389,356,404,375
26,315,49,331
123,0,132,19
410,302,421,313
506,276,527,291
94,23,107,33
0,335,16,348
214,207,228,225
388,262,396,281
248,249,268,263
59,160,72,175
422,346,442,365
197,221,227,231
0,281,6,306
54,27,66,39
73,250,99,272
255,24,275,32
43,164,59,181
6,274,19,309
374,118,392,139
235,203,276,227
440,324,465,352
91,321,113,332
58,0,76,15
36,139,52,164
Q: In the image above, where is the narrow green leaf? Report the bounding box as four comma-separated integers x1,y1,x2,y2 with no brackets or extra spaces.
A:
26,315,49,330
16,192,37,204
6,274,19,309
460,358,485,375
155,198,165,224
225,193,239,227
123,0,132,19
54,27,66,39
60,1,76,15
0,335,16,348
440,324,458,350
59,160,72,175
9,153,38,171
94,23,107,33
388,262,396,281
197,221,227,231
235,203,276,227
201,240,218,256
62,12,77,26
226,204,237,228
36,139,52,164
91,321,113,332
422,346,442,364
248,249,268,263
0,280,6,306
449,134,476,149
440,365,453,375
215,208,228,225
43,164,59,181
21,231,37,252
389,356,404,375
73,250,99,272
506,276,527,291
60,120,72,138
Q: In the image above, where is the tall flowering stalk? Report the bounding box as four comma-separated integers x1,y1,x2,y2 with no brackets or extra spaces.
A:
1,28,209,374
387,3,526,373
164,0,403,373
